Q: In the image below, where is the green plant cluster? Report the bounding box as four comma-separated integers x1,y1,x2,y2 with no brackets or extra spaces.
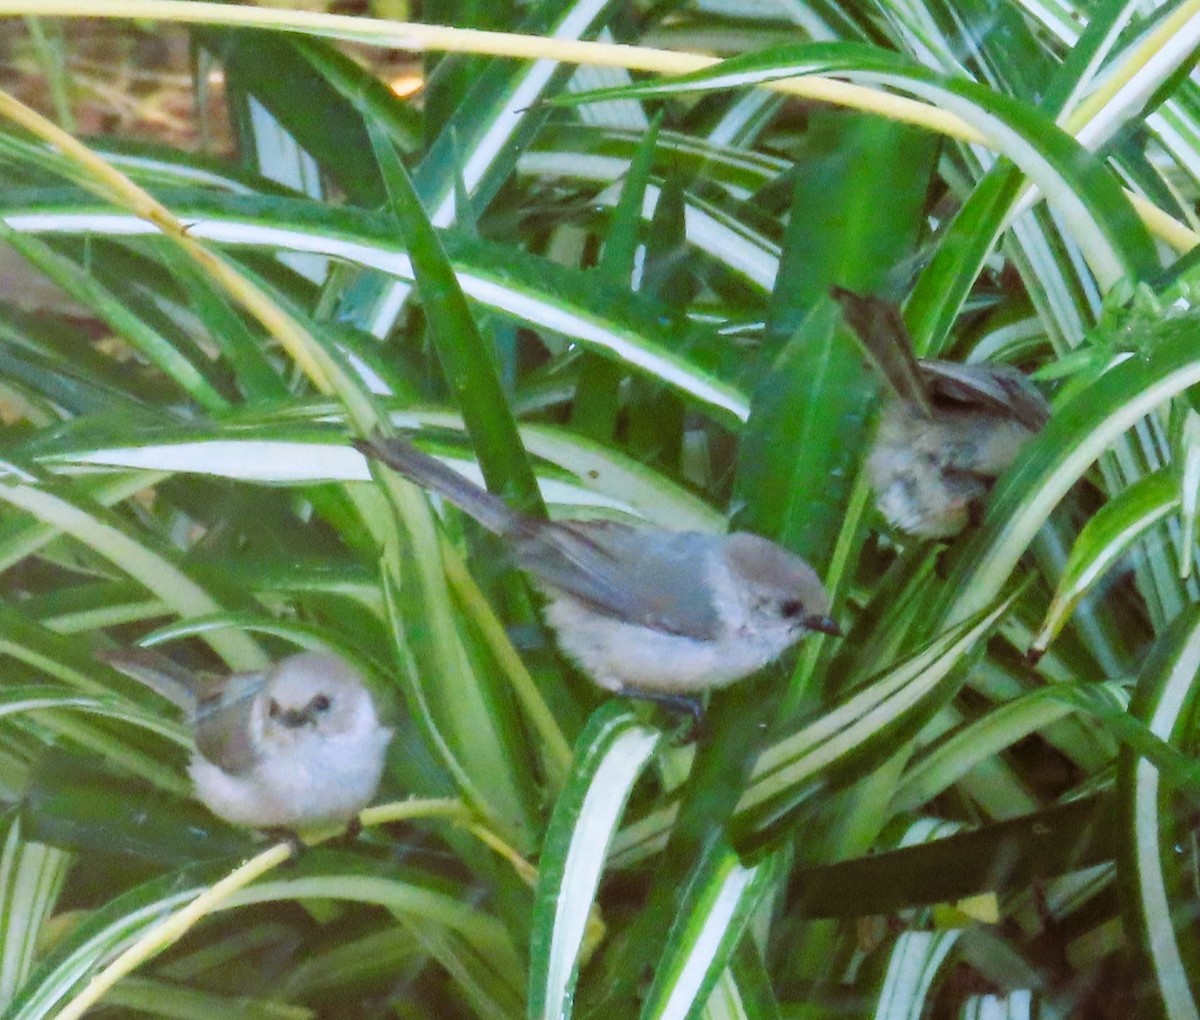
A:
0,1,1199,1018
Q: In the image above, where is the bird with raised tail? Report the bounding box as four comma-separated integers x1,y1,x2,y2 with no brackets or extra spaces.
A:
832,287,1051,540
354,433,840,712
101,648,393,831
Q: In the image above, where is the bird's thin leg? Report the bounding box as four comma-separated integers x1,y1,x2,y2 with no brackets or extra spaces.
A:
263,827,306,861
618,687,704,741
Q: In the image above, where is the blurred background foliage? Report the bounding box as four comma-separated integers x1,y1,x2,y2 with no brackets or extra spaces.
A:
0,0,1198,1017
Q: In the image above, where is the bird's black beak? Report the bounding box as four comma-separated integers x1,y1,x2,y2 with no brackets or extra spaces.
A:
806,615,843,637
280,708,312,729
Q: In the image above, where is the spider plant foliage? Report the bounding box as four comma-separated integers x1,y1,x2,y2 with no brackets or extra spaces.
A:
1,0,1200,1016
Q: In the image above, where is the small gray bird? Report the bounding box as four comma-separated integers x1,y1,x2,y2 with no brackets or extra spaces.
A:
354,434,839,708
101,648,393,831
832,287,1051,539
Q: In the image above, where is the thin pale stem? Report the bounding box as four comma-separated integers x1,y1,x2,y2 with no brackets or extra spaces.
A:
1,0,1195,250
53,797,544,1019
55,842,294,1020
0,87,384,431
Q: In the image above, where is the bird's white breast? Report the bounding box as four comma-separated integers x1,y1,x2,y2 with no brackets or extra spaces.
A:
543,565,789,694
190,704,392,830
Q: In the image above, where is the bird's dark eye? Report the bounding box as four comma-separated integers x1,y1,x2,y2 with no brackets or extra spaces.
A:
780,599,805,619
310,694,332,712
268,699,281,718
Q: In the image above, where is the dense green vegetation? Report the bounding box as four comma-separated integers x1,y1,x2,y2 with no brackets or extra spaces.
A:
0,0,1199,1016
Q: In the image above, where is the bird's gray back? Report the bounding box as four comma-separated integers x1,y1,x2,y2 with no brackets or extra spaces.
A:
517,522,723,639
919,360,1049,432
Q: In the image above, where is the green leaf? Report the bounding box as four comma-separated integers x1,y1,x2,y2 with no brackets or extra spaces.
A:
206,28,386,206
0,226,230,412
874,931,961,1020
940,314,1200,631
640,847,782,1020
732,588,1023,851
1031,469,1179,656
0,194,753,424
351,0,626,336
786,796,1117,917
571,114,663,443
554,41,1159,286
0,812,71,1010
102,975,315,1020
9,852,518,1020
529,703,661,1020
38,415,723,529
22,751,252,868
367,120,544,513
1118,605,1200,1019
0,466,266,671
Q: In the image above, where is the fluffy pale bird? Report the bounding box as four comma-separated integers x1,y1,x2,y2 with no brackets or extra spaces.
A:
102,648,392,831
832,287,1050,539
354,434,839,710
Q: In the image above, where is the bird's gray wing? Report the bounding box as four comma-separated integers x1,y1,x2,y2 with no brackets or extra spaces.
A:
100,648,263,774
919,360,1050,431
356,432,720,636
518,523,723,639
831,287,934,417
192,671,265,775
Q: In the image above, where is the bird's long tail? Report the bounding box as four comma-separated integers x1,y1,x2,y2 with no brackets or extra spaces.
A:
353,433,524,537
830,286,933,418
98,648,201,712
